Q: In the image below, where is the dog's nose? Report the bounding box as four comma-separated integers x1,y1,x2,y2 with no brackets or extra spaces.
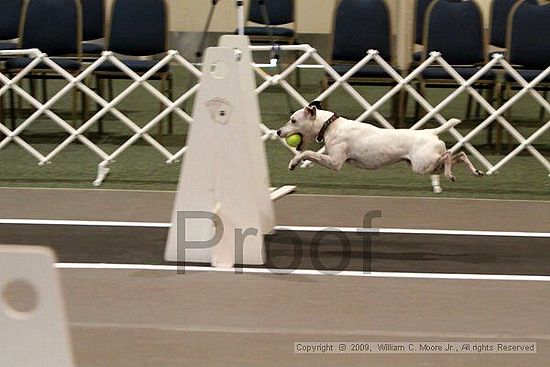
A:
276,130,282,136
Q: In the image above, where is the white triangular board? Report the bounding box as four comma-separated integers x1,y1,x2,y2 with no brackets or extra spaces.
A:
165,41,275,267
219,35,275,233
0,246,74,367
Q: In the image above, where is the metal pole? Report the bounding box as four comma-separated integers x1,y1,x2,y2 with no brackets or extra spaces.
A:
236,0,245,35
195,0,220,59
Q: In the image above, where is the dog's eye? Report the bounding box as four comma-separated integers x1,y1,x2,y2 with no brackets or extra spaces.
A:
291,118,296,124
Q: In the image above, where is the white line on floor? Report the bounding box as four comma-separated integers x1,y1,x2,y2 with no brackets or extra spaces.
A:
2,218,548,238
54,263,550,282
67,321,550,340
281,226,550,238
0,219,170,227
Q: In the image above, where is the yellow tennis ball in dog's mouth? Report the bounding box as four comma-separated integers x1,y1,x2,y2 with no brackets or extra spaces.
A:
286,134,302,148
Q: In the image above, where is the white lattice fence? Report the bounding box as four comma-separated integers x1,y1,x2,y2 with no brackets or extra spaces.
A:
0,45,548,186
251,45,550,176
0,48,201,185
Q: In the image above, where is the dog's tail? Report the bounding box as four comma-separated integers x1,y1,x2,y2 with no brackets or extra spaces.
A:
430,118,462,135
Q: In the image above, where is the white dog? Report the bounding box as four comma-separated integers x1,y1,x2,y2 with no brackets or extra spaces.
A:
276,103,484,183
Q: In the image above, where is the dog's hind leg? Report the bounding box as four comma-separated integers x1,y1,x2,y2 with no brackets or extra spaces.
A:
452,152,484,177
440,151,455,182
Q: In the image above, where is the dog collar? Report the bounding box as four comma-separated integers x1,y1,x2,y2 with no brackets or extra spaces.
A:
316,113,340,143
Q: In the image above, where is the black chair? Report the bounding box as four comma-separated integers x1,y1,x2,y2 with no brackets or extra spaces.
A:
469,0,522,121
0,0,23,51
244,0,296,44
415,0,496,124
490,0,520,51
94,0,172,134
506,0,550,76
500,0,550,149
470,0,536,121
81,0,105,58
324,0,402,125
411,0,434,65
243,0,299,86
490,0,539,50
4,0,83,128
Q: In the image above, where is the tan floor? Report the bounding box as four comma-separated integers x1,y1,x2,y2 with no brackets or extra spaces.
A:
2,188,549,366
1,187,549,231
62,269,550,367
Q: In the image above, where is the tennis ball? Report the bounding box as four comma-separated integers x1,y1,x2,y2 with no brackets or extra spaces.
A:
286,134,302,148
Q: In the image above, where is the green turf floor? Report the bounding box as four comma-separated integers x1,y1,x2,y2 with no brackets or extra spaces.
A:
0,65,548,200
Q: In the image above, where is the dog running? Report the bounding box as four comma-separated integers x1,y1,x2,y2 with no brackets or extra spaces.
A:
276,102,484,182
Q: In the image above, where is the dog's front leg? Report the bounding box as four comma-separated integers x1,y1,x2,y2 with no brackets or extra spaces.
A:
289,147,348,171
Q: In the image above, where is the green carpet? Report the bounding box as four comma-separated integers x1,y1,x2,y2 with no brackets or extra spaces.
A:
0,64,548,201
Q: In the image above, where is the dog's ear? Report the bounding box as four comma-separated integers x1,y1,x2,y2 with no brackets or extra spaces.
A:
308,100,322,110
304,105,317,120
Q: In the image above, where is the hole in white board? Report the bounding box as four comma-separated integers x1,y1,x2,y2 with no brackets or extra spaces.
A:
2,279,39,319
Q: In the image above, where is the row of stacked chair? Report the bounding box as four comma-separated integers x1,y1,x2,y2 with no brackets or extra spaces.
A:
0,0,548,143
217,0,549,144
0,0,171,134
326,0,549,152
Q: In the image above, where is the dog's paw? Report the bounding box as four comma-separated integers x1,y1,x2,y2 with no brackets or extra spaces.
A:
288,160,300,171
474,170,484,177
288,156,303,171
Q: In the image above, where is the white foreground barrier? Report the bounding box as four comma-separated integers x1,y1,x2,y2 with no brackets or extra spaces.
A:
165,36,275,267
0,246,73,366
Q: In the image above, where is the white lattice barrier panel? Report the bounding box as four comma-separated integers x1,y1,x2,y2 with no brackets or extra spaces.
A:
0,48,201,185
250,45,550,176
0,44,548,184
